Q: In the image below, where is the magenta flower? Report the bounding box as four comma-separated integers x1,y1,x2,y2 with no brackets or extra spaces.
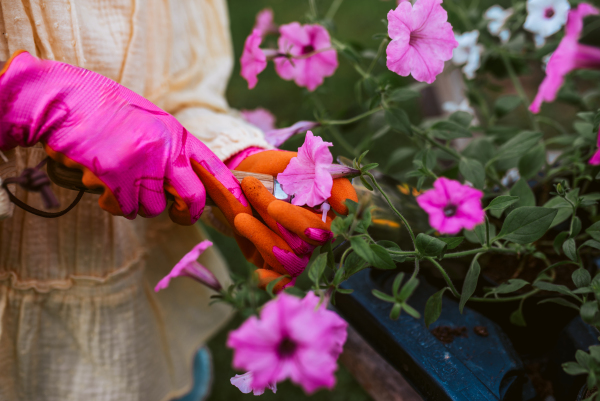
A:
230,371,277,395
416,177,484,234
241,108,277,133
154,240,221,292
254,8,278,36
274,23,338,91
530,3,600,113
386,0,458,84
241,29,268,89
227,292,348,394
265,120,320,147
277,131,358,207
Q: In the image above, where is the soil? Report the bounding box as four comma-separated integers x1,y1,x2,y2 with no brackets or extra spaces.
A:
473,326,489,337
525,361,553,399
431,326,468,344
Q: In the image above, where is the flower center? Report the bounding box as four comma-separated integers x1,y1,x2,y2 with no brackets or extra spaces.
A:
443,204,458,217
277,337,298,358
302,45,315,55
544,7,555,18
409,32,421,46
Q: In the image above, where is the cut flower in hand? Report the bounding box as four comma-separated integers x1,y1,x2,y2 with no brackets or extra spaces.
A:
277,131,358,208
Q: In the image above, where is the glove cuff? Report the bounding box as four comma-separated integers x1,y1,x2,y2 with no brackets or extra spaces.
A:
0,50,28,79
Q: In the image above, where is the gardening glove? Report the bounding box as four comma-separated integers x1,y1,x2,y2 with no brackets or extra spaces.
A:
0,51,252,225
227,149,357,291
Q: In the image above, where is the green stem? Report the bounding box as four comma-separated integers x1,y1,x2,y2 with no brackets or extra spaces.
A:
411,259,420,281
470,289,541,302
325,0,344,20
366,172,416,246
412,125,462,160
426,257,460,297
321,106,383,126
499,51,540,131
366,38,388,76
444,246,518,258
485,216,491,247
536,115,567,135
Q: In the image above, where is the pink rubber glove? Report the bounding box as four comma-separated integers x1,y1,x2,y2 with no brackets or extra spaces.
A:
0,51,252,225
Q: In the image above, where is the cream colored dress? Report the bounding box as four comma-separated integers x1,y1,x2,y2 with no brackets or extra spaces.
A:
0,1,271,400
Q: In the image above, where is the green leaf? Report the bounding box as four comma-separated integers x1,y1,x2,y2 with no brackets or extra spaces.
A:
587,221,600,241
402,303,421,319
508,178,536,210
580,240,600,251
372,289,396,303
572,216,582,238
359,175,374,191
563,238,577,261
494,95,522,117
392,272,405,297
459,158,485,189
554,231,569,255
350,237,375,263
562,361,589,376
538,297,581,311
388,88,419,102
474,224,487,245
573,268,592,288
581,301,599,324
425,288,448,328
462,137,495,165
308,253,328,284
534,280,577,299
390,303,402,320
544,189,579,227
510,307,527,327
496,131,543,161
485,195,520,211
494,207,558,244
344,252,367,276
369,244,396,269
336,288,354,294
449,111,474,127
377,240,406,262
430,120,472,140
331,216,352,236
415,233,448,257
490,278,529,295
398,277,419,302
460,257,481,313
518,143,546,179
437,237,464,250
385,108,412,134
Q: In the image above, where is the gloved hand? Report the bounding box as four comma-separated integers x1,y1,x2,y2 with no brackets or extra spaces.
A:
0,51,252,225
222,149,358,291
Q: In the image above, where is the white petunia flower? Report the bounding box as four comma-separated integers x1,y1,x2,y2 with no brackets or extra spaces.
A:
442,99,475,116
452,31,484,79
524,0,570,48
484,6,514,43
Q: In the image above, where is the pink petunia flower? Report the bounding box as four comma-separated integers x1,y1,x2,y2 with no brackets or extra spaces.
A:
277,131,358,207
274,23,338,91
241,108,277,133
386,0,458,84
241,29,268,89
227,292,348,394
590,127,600,165
265,120,320,147
230,371,277,395
154,240,221,292
416,177,485,234
254,8,278,36
530,3,600,113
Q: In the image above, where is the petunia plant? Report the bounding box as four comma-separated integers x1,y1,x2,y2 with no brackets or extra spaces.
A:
162,0,600,396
